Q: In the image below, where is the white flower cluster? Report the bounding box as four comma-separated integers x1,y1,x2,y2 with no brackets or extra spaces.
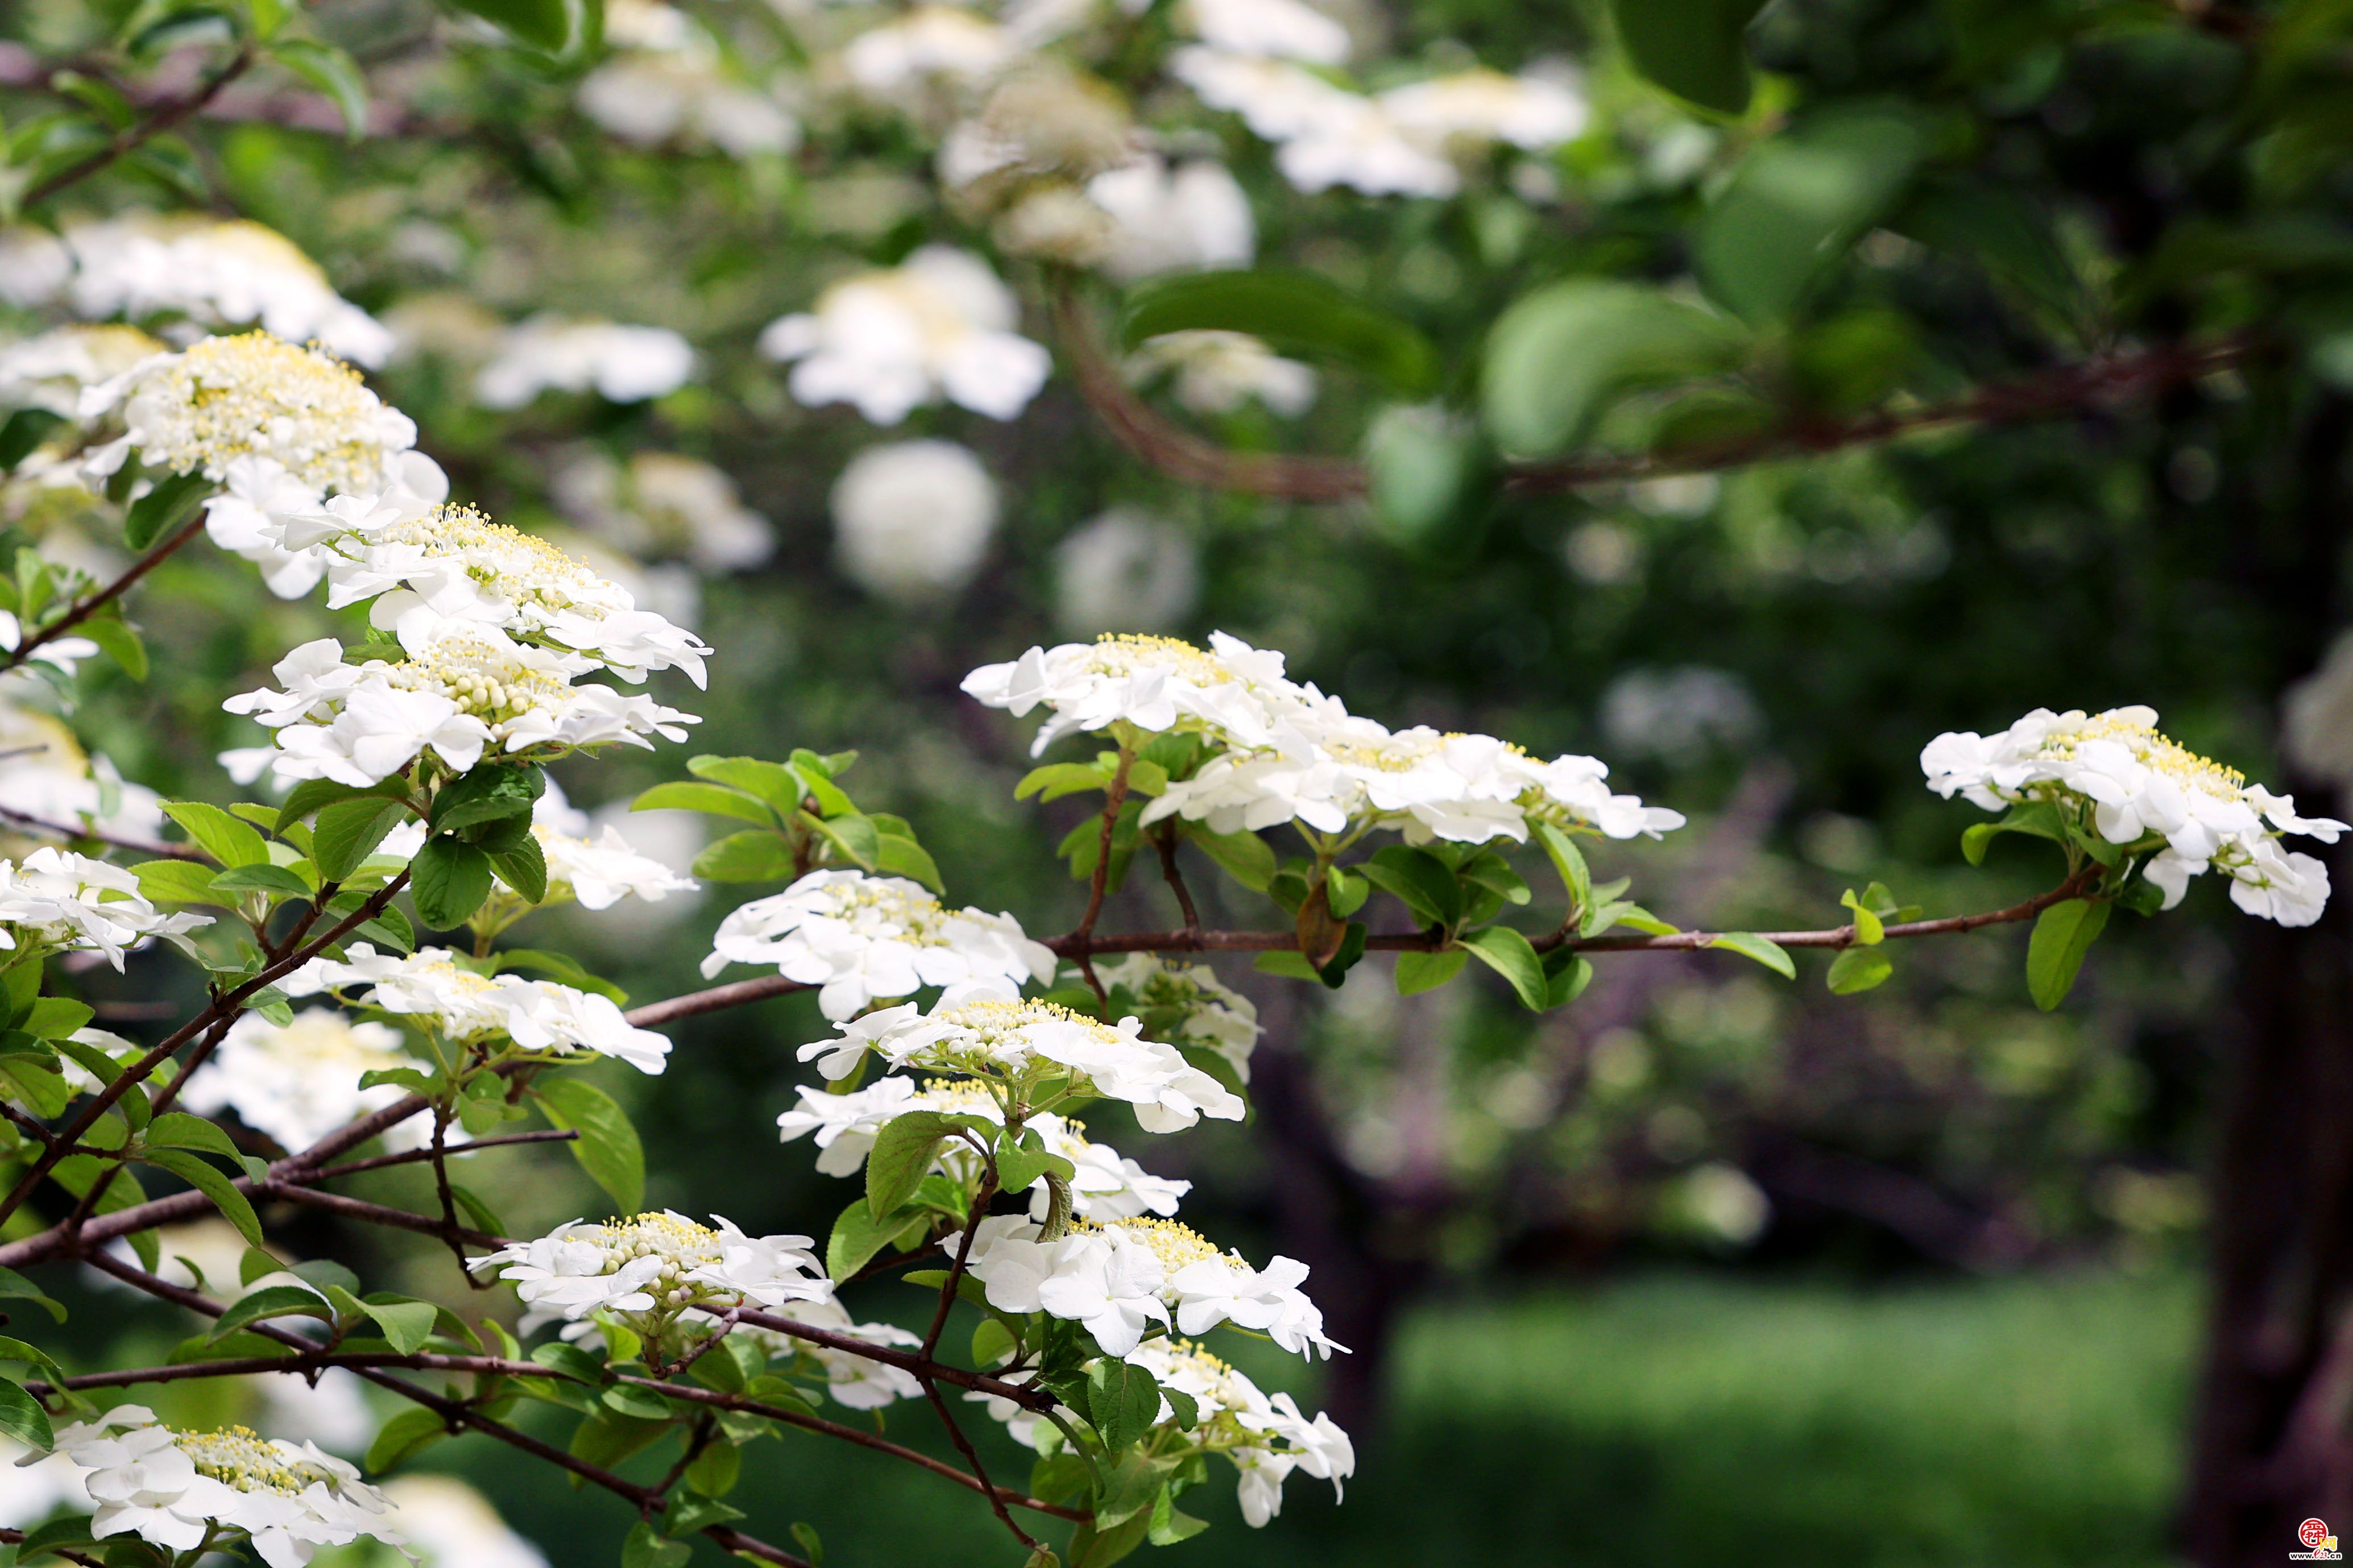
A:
553,450,776,575
1097,953,1261,1084
0,848,209,969
280,944,672,1074
966,632,1684,847
752,1295,926,1411
1921,706,2345,926
0,702,165,848
226,625,697,790
45,1407,403,1568
0,323,166,419
177,1007,433,1155
1126,329,1318,418
955,1213,1342,1359
759,246,1050,424
578,0,799,158
470,1212,828,1337
9,214,393,365
384,780,698,914
778,1074,1190,1219
830,438,1000,603
474,317,697,410
705,869,1056,1020
1173,48,1585,199
801,981,1244,1133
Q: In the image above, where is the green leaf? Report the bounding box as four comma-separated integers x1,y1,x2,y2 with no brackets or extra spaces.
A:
446,0,584,53
0,1334,65,1386
0,1265,65,1324
1546,952,1594,1008
686,756,814,815
803,810,881,870
1364,404,1491,549
123,471,213,551
429,764,542,834
312,797,410,882
1148,1486,1210,1546
411,837,494,929
1183,826,1274,893
493,947,626,1003
1363,845,1463,928
2026,898,2110,1011
209,864,314,901
691,829,796,882
132,858,234,908
144,1111,243,1159
0,1378,52,1453
867,1110,977,1219
163,801,268,869
531,1078,645,1214
82,615,147,681
1611,0,1768,114
208,1283,334,1342
22,997,91,1039
270,38,369,139
1017,762,1115,803
1839,889,1887,945
0,408,66,471
1459,927,1550,1010
364,1407,449,1474
875,832,944,895
1481,280,1749,458
993,1130,1075,1194
1709,932,1796,979
971,1317,1017,1369
826,1194,924,1281
359,1297,438,1355
1253,950,1322,982
139,1147,264,1245
631,781,776,826
623,1520,692,1568
1120,269,1440,397
1695,103,1932,323
1394,948,1468,995
274,776,407,832
1086,1360,1162,1455
1825,946,1895,995
664,1494,745,1535
1958,800,2068,866
488,831,548,903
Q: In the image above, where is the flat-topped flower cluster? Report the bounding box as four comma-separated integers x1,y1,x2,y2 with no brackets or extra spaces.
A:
470,1211,828,1340
963,631,1683,848
281,944,672,1074
47,1407,404,1568
704,868,1056,1019
1922,706,2344,925
179,1008,432,1155
0,847,209,969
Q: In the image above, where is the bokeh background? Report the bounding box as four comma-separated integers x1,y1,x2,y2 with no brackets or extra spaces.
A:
7,0,2353,1562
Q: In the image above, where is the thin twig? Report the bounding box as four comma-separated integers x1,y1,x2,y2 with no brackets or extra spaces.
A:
308,1127,577,1180
0,802,198,860
1154,826,1203,938
1070,748,1134,1002
19,47,256,208
921,1378,1041,1551
922,1176,993,1360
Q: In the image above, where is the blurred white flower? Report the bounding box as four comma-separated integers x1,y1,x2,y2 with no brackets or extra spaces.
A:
256,1369,376,1455
383,293,507,366
177,1008,430,1155
839,7,1013,110
1084,156,1256,281
831,439,999,602
1128,330,1316,417
578,6,799,159
1179,0,1350,64
1670,1162,1772,1247
0,702,165,847
1599,666,1762,765
1376,67,1588,154
554,451,776,574
474,318,696,409
0,1434,91,1529
382,1476,549,1568
760,246,1050,424
937,61,1136,201
1054,508,1201,634
0,325,167,417
2285,631,2353,803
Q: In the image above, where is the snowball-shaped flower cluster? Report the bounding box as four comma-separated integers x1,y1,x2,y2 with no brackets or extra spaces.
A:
280,944,672,1074
705,869,1057,1019
0,848,210,969
759,246,1050,424
78,333,420,496
553,450,776,574
1097,953,1261,1084
777,1074,1191,1220
470,1212,827,1337
831,438,1000,603
955,1213,1343,1359
1921,706,2345,926
225,625,697,789
47,1407,403,1568
800,982,1244,1133
178,1007,433,1155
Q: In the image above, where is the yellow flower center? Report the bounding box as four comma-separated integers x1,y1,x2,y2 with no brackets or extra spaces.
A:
174,1426,320,1496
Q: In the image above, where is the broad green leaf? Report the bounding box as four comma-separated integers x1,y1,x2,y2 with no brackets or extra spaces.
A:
1459,927,1550,1010
359,1296,440,1355
0,408,65,471
971,1316,1017,1368
1364,844,1464,928
1480,280,1749,458
1545,952,1594,1008
139,1147,263,1246
145,1111,243,1158
631,781,775,826
209,863,314,901
803,810,881,869
446,0,581,53
1183,825,1274,893
22,997,90,1039
692,829,796,882
1394,948,1469,995
1253,950,1322,982
1086,1359,1162,1454
428,764,542,834
826,1194,925,1281
0,1334,65,1386
2027,898,2110,1011
867,1110,979,1219
1839,889,1887,945
312,796,410,882
687,756,814,814
488,831,548,903
1825,946,1894,995
207,1284,335,1342
876,832,944,894
532,1077,645,1214
0,1265,65,1324
364,1407,449,1474
270,39,369,139
1611,0,1768,114
993,1130,1075,1194
274,776,407,832
1364,404,1490,548
411,837,494,929
82,615,147,681
163,801,267,869
623,1520,693,1568
123,471,213,551
1709,932,1797,979
0,1377,52,1452
1120,269,1440,397
1958,799,2068,866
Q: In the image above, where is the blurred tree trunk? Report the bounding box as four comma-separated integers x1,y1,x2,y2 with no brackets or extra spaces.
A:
2184,395,2353,1565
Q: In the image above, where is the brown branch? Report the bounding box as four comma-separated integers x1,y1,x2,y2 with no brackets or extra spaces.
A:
922,1176,993,1360
308,1127,577,1180
735,1309,1054,1409
1054,276,2257,499
1067,748,1135,1002
622,970,811,1027
921,1376,1042,1551
0,1527,103,1567
0,41,463,141
0,802,200,860
1154,826,1203,937
1,511,212,674
19,45,255,208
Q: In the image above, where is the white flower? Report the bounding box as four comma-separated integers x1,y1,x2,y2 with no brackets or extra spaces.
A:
0,703,164,848
960,630,1299,757
381,1476,550,1568
474,318,695,409
77,331,420,495
578,18,799,159
55,215,393,366
761,247,1050,424
202,450,450,600
830,439,999,603
0,1432,92,1525
0,609,98,679
279,945,673,1073
553,450,775,574
1179,0,1351,64
838,8,1014,109
0,324,167,417
706,869,1055,1019
1054,508,1203,635
1081,157,1256,281
256,1368,378,1455
540,822,699,910
1127,329,1318,417
1922,706,2346,925
177,1009,430,1155
53,1407,403,1568
1097,953,1261,1084
1172,51,1457,198
471,1212,827,1337
1376,68,1588,153
770,1295,926,1410
1118,1339,1352,1525
801,984,1245,1132
0,847,209,968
